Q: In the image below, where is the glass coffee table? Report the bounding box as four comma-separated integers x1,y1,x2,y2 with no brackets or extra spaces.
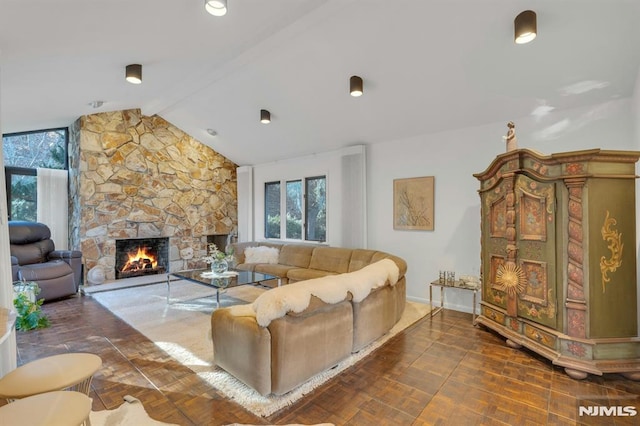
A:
167,269,280,307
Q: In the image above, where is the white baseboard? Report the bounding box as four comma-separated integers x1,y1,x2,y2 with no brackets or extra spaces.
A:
407,295,476,315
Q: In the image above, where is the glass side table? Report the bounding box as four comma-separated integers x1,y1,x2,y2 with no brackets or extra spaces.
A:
429,279,480,325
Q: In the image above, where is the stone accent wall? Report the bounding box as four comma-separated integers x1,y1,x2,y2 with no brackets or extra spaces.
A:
68,109,237,282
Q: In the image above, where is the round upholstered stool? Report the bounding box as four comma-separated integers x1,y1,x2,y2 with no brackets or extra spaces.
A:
0,353,102,402
0,391,91,426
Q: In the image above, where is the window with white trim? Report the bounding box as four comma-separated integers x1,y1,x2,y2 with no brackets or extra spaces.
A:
264,175,326,242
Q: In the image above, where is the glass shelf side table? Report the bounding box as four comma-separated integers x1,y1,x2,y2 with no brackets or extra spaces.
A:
429,279,480,325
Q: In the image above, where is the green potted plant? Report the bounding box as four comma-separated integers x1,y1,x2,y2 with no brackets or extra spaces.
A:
13,281,50,331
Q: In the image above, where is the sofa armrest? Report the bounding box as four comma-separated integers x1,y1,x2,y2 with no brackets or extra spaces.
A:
49,250,83,290
211,308,273,396
268,299,354,395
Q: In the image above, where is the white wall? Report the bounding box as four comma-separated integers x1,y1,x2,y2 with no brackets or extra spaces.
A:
245,97,637,315
369,97,635,312
236,166,253,242
250,145,366,247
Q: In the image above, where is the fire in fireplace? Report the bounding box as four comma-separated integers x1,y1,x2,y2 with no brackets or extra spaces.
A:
121,246,158,272
115,238,169,280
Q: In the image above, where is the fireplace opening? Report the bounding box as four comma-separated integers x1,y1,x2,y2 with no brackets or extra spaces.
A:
115,237,169,280
207,234,232,254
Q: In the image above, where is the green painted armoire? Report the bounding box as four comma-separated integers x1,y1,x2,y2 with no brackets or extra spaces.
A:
474,149,640,380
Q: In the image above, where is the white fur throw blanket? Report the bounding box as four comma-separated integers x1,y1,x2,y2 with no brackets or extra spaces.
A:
229,259,400,327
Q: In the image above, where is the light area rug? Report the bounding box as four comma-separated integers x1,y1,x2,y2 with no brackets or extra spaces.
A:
92,280,264,368
92,281,431,418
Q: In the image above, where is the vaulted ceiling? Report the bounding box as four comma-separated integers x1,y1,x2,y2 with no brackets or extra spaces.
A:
2,0,639,165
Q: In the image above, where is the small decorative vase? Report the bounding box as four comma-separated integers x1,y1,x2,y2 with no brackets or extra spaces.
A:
211,258,229,274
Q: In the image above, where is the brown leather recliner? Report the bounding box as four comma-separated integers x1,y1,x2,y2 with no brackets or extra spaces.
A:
9,221,83,302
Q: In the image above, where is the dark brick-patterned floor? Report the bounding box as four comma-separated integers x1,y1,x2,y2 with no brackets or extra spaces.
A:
4,293,640,425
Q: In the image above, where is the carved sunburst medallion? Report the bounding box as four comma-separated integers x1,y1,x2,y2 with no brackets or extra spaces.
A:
495,262,526,297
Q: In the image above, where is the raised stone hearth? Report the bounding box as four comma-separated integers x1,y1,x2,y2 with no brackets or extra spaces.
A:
68,109,237,282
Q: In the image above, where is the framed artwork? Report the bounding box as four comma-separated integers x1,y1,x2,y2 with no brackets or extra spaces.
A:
393,176,434,231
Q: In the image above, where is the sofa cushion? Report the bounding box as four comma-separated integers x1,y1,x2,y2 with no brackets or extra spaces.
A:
286,268,336,282
8,221,51,244
235,263,255,272
278,244,315,268
245,246,280,264
253,263,297,279
308,247,352,273
348,249,377,272
10,240,55,265
18,260,72,281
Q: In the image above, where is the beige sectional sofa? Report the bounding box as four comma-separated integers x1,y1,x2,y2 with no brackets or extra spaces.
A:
211,242,407,396
230,241,406,284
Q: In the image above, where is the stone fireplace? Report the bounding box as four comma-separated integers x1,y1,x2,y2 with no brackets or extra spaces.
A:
68,109,238,282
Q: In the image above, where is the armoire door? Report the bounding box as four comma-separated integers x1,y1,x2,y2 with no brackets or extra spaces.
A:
482,177,509,312
514,175,557,329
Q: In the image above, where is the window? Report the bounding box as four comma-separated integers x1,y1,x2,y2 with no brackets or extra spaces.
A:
264,181,281,239
305,176,326,241
5,167,37,221
2,128,68,221
265,175,326,242
286,180,302,239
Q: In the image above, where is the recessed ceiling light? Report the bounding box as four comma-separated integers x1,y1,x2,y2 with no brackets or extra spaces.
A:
88,101,104,109
207,129,218,136
350,76,363,97
514,10,537,44
205,0,227,16
125,64,142,84
260,109,271,124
